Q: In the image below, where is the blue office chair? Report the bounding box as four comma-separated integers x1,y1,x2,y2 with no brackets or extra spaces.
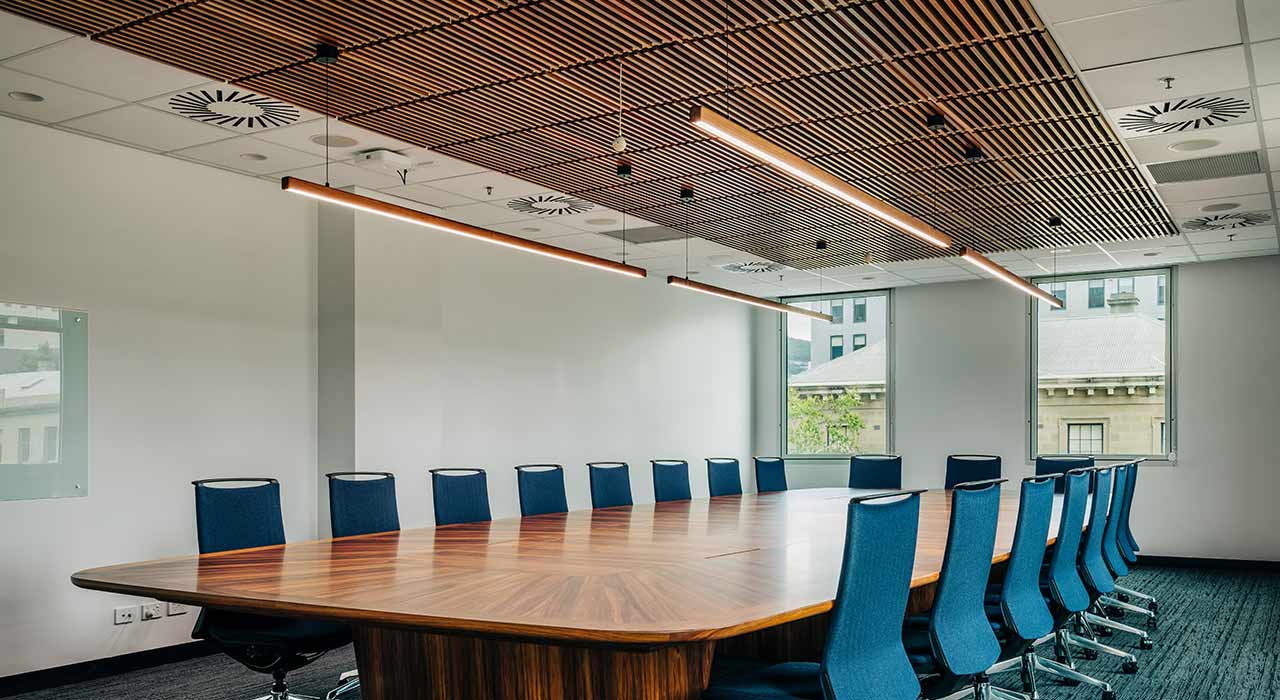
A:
707,457,743,497
754,456,788,493
429,468,492,526
192,479,351,700
1036,454,1094,493
1098,465,1157,629
904,478,1004,699
848,453,902,489
1114,461,1158,616
703,488,926,700
944,454,1001,489
587,461,633,509
326,472,400,538
515,464,569,516
1079,467,1154,651
651,459,692,502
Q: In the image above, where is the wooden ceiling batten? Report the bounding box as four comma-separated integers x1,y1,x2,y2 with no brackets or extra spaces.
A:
1,0,1178,266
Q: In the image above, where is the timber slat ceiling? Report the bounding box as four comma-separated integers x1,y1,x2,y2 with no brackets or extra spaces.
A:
1,0,1179,267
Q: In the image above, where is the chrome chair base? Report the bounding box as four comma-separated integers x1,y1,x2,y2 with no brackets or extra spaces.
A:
1084,608,1153,649
250,694,317,700
997,628,1119,700
325,670,360,700
1113,584,1158,613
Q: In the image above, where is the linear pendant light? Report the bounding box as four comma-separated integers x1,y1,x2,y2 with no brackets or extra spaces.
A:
282,177,647,278
689,106,953,250
667,276,834,321
959,246,1064,308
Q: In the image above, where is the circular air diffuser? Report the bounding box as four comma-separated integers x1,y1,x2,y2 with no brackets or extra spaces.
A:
168,89,300,130
506,194,595,216
1117,95,1250,135
720,261,787,274
1181,211,1271,231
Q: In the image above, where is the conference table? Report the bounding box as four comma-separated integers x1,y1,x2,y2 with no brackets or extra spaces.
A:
72,487,1060,700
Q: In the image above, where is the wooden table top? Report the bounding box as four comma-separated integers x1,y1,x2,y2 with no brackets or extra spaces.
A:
72,487,1057,644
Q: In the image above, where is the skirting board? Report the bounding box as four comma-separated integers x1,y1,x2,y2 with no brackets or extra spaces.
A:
1137,555,1280,571
0,641,217,698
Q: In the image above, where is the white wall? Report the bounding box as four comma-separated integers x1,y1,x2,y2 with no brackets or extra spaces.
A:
337,210,756,528
754,258,1280,561
0,116,319,676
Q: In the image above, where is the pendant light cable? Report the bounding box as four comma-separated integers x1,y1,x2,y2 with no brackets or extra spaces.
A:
324,61,331,187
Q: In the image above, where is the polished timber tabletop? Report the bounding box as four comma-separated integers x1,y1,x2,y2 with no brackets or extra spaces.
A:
72,487,1057,645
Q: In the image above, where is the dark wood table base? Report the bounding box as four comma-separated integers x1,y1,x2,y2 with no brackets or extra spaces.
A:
352,625,715,700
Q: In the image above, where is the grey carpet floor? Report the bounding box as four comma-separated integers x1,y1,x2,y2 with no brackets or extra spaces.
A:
9,566,1278,699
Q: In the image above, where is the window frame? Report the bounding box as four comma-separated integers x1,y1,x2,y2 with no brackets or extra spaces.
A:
778,288,894,460
1087,279,1105,308
852,298,867,323
1066,422,1105,455
829,334,844,360
1028,267,1176,463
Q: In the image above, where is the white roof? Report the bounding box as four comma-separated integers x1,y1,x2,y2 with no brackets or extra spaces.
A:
0,370,60,399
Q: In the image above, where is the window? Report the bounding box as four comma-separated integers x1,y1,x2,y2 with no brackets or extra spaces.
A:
43,425,58,463
830,300,844,325
829,335,844,360
1048,282,1067,310
18,428,31,464
783,291,891,456
1031,270,1172,459
1088,279,1105,308
1067,423,1104,454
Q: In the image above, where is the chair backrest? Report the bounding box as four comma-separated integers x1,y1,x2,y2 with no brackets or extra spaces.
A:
1035,455,1094,493
515,464,569,517
326,472,400,538
848,454,902,489
754,456,788,493
651,459,692,502
1101,464,1130,578
944,454,1001,490
1000,476,1057,641
192,478,286,555
1119,461,1141,560
430,469,492,526
706,458,743,497
1045,469,1091,614
1078,467,1115,595
588,462,633,509
928,479,1004,676
821,489,925,700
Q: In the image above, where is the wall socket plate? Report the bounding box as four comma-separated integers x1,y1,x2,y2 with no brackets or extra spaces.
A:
166,602,190,616
113,605,138,625
140,602,164,621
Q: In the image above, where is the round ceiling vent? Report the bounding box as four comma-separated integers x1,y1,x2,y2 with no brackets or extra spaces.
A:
1181,211,1271,231
506,194,594,216
720,261,787,274
168,88,300,130
1117,95,1251,135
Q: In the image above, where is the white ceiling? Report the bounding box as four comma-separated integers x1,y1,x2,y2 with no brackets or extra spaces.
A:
1,6,1275,301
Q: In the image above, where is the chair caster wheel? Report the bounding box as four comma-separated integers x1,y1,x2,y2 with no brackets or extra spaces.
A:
1080,650,1099,660
1146,617,1158,631
1149,601,1158,614
1116,593,1131,603
1103,690,1117,700
1105,606,1125,618
1096,627,1113,637
1139,638,1153,650
1122,661,1139,674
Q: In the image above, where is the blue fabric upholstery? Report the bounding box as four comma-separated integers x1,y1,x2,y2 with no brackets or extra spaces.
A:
1046,470,1091,613
944,455,1000,490
920,482,1002,678
193,480,286,554
1035,455,1093,493
705,491,924,700
1079,468,1115,596
651,460,691,502
754,457,788,493
431,469,492,526
588,462,633,509
1119,464,1141,560
848,454,902,489
998,477,1056,642
707,458,743,497
1102,465,1130,577
515,465,569,516
327,473,400,538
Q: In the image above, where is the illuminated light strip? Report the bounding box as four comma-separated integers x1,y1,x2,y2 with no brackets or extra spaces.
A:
689,106,953,250
959,247,1064,309
1093,242,1122,268
666,276,834,321
282,177,648,279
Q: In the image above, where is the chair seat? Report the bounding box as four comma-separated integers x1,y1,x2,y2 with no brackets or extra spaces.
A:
196,609,351,653
703,658,823,700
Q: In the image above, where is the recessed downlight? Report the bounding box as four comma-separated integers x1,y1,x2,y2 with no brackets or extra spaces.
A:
239,153,268,161
584,218,617,226
309,134,359,148
1168,138,1220,153
1201,202,1240,213
520,226,541,233
1143,252,1161,257
8,91,43,102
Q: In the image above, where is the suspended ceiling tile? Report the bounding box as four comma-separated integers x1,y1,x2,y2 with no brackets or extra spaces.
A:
426,171,547,202
1183,224,1277,243
1257,84,1280,120
275,161,405,190
1193,238,1279,254
397,149,487,184
438,201,531,226
1268,147,1280,170
0,9,71,60
0,67,121,122
379,182,476,209
1080,46,1250,109
254,117,414,161
1197,249,1279,260
61,104,229,152
1032,0,1172,25
171,134,323,175
5,38,204,102
1125,122,1260,163
1046,0,1239,70
1252,40,1280,86
1156,173,1270,201
1244,0,1280,42
1164,192,1275,218
1264,118,1280,144
489,218,588,240
141,82,319,134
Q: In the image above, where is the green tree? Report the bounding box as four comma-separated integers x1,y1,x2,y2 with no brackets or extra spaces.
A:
787,387,865,454
18,342,59,371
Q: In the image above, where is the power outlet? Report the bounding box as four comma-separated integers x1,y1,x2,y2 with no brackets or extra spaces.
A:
166,602,190,617
140,602,164,621
113,605,138,625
